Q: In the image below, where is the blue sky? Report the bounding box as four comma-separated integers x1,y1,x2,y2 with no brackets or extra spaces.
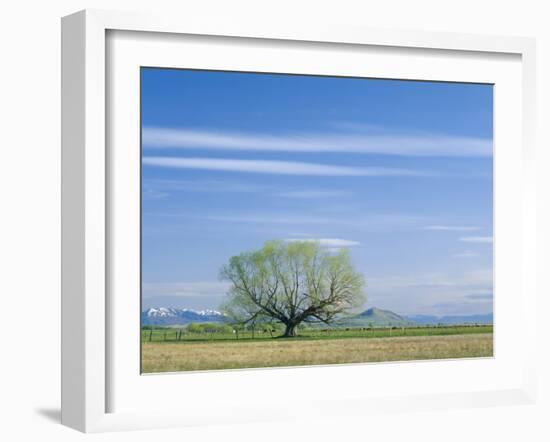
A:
141,68,493,316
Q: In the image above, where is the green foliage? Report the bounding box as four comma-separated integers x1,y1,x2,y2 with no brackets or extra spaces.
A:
186,322,233,334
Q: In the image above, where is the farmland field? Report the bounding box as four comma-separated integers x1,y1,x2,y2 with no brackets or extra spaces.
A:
141,326,493,373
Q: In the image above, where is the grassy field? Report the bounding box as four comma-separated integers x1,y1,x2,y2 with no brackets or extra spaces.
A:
141,326,493,373
142,324,493,343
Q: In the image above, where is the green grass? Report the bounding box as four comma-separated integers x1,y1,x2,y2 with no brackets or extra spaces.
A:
141,324,493,344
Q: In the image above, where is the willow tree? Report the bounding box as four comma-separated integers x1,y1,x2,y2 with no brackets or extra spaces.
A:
219,240,366,337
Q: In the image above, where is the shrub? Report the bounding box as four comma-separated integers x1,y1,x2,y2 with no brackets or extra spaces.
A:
186,322,233,334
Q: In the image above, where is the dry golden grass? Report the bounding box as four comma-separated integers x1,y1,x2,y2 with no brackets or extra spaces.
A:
142,333,493,373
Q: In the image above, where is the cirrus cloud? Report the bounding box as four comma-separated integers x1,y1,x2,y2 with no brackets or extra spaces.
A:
459,236,493,244
143,127,492,158
142,156,433,177
284,238,360,248
425,225,480,232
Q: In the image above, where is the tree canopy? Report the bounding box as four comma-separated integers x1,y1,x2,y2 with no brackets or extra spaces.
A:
219,240,366,337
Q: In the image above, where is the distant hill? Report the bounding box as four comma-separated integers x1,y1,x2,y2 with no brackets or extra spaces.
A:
335,307,414,327
405,313,493,325
141,307,225,326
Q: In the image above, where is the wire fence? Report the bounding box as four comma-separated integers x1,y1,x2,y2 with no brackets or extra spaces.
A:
141,324,493,343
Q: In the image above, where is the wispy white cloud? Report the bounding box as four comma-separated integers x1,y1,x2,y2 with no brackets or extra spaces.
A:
143,178,351,199
459,236,493,244
204,214,333,225
142,188,169,200
425,225,480,232
143,178,261,194
452,251,479,258
366,270,493,316
284,238,360,248
464,292,493,301
201,212,429,231
273,190,351,199
142,157,432,177
142,281,231,298
143,127,492,158
370,269,493,291
428,300,493,315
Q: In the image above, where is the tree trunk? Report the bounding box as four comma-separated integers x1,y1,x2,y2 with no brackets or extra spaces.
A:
283,323,297,337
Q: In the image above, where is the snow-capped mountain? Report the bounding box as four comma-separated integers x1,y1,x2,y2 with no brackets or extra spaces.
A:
141,307,225,326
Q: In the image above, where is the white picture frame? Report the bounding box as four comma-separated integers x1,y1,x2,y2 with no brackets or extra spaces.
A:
61,9,538,433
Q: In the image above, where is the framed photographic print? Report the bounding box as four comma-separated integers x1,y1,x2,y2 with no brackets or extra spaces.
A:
139,68,495,374
61,9,538,432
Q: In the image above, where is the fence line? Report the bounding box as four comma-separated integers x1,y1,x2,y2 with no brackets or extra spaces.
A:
141,324,493,342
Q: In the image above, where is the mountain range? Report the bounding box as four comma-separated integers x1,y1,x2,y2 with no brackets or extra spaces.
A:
142,307,225,326
141,306,493,327
405,313,493,325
